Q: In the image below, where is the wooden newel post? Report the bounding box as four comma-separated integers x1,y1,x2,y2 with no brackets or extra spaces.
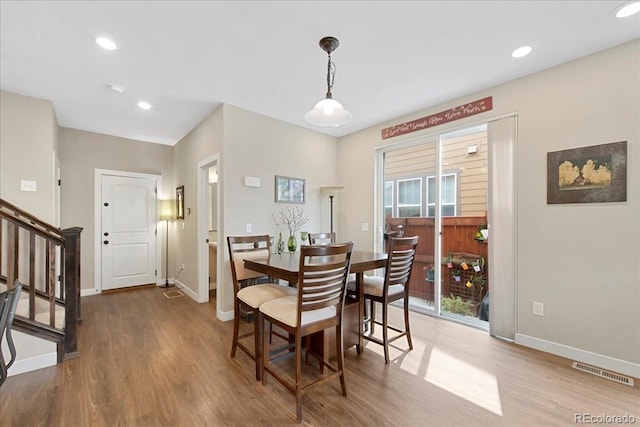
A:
62,227,82,356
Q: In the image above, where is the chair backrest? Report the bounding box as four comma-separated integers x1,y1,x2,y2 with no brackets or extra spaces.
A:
308,232,336,246
297,242,354,324
383,236,419,294
227,235,272,293
0,281,22,337
1,281,23,385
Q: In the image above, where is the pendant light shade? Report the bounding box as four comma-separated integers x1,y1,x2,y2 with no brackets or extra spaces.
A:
305,36,352,127
304,98,352,127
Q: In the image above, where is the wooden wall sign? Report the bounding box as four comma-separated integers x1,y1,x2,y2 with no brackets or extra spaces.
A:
381,96,493,140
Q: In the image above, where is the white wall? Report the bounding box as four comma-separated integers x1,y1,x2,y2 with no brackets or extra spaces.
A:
337,40,640,376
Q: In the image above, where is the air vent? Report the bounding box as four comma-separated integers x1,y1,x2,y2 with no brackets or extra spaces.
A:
572,362,634,386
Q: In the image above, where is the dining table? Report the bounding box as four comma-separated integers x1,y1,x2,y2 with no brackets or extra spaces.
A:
244,249,388,354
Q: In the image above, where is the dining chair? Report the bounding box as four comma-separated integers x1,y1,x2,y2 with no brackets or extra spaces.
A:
227,235,296,380
362,235,418,364
1,281,23,387
307,232,335,245
260,242,354,423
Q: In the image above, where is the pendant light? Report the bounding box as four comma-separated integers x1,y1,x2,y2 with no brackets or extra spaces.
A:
304,36,352,127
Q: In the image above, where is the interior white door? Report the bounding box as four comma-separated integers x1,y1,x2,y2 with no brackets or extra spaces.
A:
101,175,157,290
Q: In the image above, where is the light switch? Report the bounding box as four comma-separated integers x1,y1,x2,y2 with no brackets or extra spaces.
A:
20,180,37,192
361,223,369,232
246,223,252,233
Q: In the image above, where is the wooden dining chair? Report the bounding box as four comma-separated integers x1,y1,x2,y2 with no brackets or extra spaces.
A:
1,280,23,387
362,236,418,364
260,242,354,423
227,235,296,380
307,232,335,245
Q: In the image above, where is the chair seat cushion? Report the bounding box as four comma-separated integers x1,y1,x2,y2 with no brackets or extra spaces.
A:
260,295,337,328
237,283,296,308
361,276,404,298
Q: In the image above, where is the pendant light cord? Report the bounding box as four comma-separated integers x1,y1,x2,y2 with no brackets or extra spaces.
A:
326,53,336,98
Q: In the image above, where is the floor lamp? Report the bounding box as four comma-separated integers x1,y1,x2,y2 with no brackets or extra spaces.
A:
320,186,344,234
159,199,174,288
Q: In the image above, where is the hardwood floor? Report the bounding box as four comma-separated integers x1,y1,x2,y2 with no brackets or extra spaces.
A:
1,286,638,426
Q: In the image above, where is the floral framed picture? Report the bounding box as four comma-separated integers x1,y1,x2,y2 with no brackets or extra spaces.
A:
275,175,305,204
547,141,627,204
176,185,185,219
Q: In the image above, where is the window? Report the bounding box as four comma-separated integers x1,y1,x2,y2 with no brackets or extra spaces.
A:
397,178,422,217
427,173,457,216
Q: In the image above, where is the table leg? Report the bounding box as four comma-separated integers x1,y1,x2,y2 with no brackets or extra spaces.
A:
356,272,364,355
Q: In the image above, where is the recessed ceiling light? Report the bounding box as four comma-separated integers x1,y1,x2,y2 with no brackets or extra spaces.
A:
106,83,124,94
137,101,151,110
96,37,119,50
512,45,532,58
615,0,640,18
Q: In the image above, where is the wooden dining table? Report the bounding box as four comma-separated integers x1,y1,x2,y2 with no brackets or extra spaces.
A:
244,250,388,354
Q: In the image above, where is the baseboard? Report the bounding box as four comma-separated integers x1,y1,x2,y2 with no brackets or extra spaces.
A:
7,351,57,377
515,333,640,379
218,309,233,322
81,288,101,297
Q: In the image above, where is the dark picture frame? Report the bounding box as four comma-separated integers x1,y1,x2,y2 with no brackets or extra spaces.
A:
547,141,627,204
176,185,185,219
275,175,305,204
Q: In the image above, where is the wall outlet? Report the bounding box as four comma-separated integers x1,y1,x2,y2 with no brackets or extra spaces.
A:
361,222,369,232
532,301,544,316
245,223,252,233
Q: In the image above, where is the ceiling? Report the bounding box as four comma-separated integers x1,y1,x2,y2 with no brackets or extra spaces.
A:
1,1,638,146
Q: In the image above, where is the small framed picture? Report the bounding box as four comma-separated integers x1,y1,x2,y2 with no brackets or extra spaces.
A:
275,175,305,204
176,185,185,219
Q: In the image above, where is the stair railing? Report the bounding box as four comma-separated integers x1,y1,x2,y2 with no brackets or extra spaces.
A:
0,198,81,362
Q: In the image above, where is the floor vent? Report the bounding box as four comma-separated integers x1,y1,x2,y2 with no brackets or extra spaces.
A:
572,362,634,386
163,289,184,299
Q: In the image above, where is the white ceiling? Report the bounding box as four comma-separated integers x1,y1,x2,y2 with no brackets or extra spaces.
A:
1,1,638,146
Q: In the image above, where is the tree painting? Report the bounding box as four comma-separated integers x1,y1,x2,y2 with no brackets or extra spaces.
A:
558,155,611,191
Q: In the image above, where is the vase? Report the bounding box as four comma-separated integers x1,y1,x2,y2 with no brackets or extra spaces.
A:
287,234,297,252
277,232,284,254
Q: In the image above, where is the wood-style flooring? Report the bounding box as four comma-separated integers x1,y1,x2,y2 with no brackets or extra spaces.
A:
1,285,638,426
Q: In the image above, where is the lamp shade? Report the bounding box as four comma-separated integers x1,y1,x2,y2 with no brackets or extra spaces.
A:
305,98,352,127
320,185,344,196
160,199,174,221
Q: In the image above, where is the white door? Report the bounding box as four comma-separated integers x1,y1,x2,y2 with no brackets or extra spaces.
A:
101,174,157,290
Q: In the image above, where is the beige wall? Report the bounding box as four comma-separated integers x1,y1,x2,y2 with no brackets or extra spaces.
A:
171,105,224,302
0,91,57,222
58,128,174,292
0,91,60,364
172,104,339,316
337,40,640,374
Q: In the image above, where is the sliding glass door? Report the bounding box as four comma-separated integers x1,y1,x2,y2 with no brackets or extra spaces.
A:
380,124,489,328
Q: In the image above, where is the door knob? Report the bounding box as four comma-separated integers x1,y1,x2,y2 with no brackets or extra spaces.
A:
103,240,109,245
104,232,109,236
104,202,109,207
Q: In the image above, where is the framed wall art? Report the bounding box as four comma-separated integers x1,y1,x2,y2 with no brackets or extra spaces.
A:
176,185,185,219
547,141,627,204
275,175,305,204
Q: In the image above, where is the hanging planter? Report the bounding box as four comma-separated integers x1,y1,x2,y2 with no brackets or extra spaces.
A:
445,252,454,269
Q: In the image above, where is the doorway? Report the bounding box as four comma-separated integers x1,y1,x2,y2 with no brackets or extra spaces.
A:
94,169,162,291
378,118,516,336
197,154,224,318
